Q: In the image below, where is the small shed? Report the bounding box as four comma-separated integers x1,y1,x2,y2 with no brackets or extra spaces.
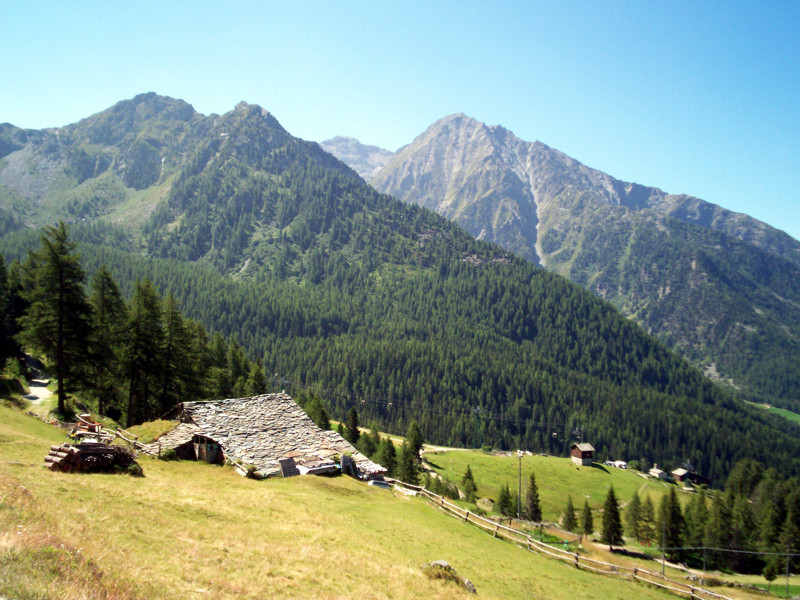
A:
570,443,595,466
649,464,669,480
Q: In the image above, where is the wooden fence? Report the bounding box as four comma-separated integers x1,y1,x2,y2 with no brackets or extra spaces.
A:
387,479,734,600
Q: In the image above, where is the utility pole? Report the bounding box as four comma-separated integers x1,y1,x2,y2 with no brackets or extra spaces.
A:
787,544,791,599
517,450,523,520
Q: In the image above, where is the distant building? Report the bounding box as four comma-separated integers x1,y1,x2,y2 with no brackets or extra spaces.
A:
649,464,669,480
570,442,595,466
671,467,711,487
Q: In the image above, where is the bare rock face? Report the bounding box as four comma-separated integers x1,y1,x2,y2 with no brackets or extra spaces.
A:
320,136,394,181
360,113,800,410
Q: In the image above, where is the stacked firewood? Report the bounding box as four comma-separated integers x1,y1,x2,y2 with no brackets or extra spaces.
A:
44,442,138,473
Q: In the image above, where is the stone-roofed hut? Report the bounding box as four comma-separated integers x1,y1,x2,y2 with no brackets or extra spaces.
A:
148,393,386,480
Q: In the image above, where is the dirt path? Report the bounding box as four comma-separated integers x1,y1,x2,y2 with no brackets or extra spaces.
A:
24,377,53,413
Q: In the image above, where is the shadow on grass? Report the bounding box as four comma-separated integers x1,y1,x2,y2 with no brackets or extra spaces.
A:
589,463,610,474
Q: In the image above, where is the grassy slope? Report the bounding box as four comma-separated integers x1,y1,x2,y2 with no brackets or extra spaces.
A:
768,407,800,426
0,406,678,600
424,449,684,520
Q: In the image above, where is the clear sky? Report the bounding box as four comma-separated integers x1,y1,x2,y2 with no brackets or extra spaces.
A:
3,1,799,241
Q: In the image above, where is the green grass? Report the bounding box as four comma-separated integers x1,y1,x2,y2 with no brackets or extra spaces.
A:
0,405,683,600
424,449,680,520
768,407,800,426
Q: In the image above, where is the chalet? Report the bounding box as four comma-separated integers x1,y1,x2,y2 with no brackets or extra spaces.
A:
145,393,386,480
671,467,711,487
570,442,595,466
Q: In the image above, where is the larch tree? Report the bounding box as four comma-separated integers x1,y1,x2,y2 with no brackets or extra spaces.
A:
17,222,92,416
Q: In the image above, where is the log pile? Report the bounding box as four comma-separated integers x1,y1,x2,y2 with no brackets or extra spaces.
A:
44,442,138,473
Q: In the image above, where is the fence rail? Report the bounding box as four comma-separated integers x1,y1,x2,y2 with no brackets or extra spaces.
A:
386,479,734,600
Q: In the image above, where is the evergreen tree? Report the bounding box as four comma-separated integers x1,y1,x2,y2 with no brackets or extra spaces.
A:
17,221,92,416
406,420,424,464
524,471,542,522
87,265,127,416
122,278,164,426
639,495,657,545
374,436,396,477
356,430,377,457
704,493,733,570
336,422,345,437
303,394,330,430
625,492,642,542
601,486,624,549
397,440,419,484
658,488,685,562
345,407,360,445
244,362,266,396
563,495,578,532
497,483,515,517
461,464,478,503
158,293,197,414
581,499,594,538
0,254,16,362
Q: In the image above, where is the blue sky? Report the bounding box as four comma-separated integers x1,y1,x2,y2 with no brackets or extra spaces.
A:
3,1,799,240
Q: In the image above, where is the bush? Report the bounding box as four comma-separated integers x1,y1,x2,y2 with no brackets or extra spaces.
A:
126,463,144,477
158,448,178,461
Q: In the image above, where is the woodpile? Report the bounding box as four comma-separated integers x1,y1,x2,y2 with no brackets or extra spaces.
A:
44,441,139,474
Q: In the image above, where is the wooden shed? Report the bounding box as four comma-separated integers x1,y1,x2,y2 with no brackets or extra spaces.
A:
570,442,595,466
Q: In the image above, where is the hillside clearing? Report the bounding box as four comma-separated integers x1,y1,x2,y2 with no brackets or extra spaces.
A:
0,406,682,600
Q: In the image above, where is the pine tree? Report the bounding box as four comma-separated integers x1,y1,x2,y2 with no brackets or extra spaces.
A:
17,221,92,416
122,278,164,426
345,407,360,444
244,362,266,396
658,488,685,562
461,464,478,502
374,436,396,477
497,484,515,517
625,492,642,541
581,499,594,538
524,471,542,522
601,486,624,549
397,440,419,484
639,495,656,545
88,265,127,417
304,395,330,430
563,495,578,532
406,420,424,464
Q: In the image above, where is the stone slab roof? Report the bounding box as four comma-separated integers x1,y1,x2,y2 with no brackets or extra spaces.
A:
161,393,386,478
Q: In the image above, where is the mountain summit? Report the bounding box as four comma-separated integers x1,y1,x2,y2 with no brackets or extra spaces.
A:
359,114,800,410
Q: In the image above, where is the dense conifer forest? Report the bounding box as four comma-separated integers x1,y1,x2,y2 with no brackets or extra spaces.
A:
2,96,800,483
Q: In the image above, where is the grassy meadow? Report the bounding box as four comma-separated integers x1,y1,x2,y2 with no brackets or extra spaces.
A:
0,405,686,600
424,448,677,520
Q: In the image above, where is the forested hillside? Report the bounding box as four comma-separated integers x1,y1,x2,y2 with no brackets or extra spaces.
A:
360,114,800,410
2,94,800,482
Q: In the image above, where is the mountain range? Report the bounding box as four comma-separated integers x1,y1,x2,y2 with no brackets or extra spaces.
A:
2,93,800,481
323,115,800,411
